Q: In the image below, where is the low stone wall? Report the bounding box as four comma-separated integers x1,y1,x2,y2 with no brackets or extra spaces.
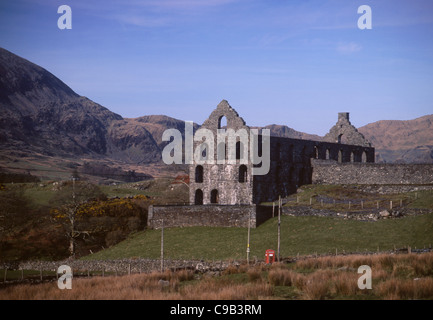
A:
282,206,429,221
351,184,433,194
312,160,433,185
148,204,273,228
1,259,242,274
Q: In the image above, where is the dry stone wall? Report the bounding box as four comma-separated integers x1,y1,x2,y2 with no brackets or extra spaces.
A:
148,204,273,228
312,160,433,185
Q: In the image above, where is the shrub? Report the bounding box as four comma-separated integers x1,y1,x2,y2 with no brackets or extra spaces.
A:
268,268,298,286
247,268,262,282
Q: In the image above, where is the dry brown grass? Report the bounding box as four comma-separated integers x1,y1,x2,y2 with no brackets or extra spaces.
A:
291,253,433,299
376,278,433,300
1,253,432,300
0,269,272,300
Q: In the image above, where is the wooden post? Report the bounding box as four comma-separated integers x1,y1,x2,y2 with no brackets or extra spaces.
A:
377,201,379,209
361,200,364,209
247,211,251,265
277,196,281,262
309,197,312,205
161,219,164,272
272,202,275,218
349,201,351,209
390,200,393,210
400,199,403,207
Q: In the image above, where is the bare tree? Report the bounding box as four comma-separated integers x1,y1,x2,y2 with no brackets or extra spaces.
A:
50,179,106,258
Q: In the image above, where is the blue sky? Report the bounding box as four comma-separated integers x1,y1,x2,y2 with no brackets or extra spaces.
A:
1,0,432,136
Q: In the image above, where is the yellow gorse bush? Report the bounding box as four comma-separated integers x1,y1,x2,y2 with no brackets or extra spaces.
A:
51,195,149,220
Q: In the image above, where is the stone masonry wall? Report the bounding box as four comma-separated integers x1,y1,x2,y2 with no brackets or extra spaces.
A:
148,204,256,228
148,204,274,228
312,159,433,185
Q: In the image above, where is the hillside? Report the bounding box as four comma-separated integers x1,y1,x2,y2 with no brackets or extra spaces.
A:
0,48,191,180
1,46,432,181
252,124,322,141
359,115,433,163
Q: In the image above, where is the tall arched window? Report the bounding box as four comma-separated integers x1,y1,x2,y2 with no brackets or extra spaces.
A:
298,168,305,186
325,149,330,160
210,189,219,204
362,151,367,163
218,116,227,129
288,144,294,162
195,189,203,205
199,143,208,161
239,165,248,183
217,142,227,161
236,141,242,160
288,166,294,182
195,165,203,183
314,146,319,159
338,150,343,163
273,142,281,160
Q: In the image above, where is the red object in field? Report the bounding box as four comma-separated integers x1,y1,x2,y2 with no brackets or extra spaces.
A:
265,249,276,264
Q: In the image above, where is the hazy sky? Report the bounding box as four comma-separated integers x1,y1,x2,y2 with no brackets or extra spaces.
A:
1,0,432,135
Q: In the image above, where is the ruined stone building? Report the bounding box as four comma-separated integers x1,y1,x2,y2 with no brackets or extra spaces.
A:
188,100,375,206
148,100,382,228
149,100,433,228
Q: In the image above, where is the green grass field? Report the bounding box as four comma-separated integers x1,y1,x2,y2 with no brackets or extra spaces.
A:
83,211,433,261
2,181,432,262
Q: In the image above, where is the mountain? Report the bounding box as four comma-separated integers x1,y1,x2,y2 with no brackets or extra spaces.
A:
0,48,186,179
258,124,322,141
358,115,433,163
1,47,431,181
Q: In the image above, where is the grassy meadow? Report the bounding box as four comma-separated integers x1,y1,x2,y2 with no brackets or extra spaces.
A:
83,211,433,261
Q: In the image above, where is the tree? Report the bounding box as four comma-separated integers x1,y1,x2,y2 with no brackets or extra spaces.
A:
50,181,106,258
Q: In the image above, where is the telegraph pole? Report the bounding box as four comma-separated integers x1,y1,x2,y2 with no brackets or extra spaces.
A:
160,219,164,272
247,211,251,265
277,195,281,262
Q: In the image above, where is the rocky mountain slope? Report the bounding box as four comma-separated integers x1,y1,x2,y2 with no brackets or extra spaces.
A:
0,46,431,180
0,48,190,174
252,124,322,141
358,115,433,163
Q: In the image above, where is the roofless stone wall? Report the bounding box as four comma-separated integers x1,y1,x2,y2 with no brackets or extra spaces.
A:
312,159,433,185
148,204,273,228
